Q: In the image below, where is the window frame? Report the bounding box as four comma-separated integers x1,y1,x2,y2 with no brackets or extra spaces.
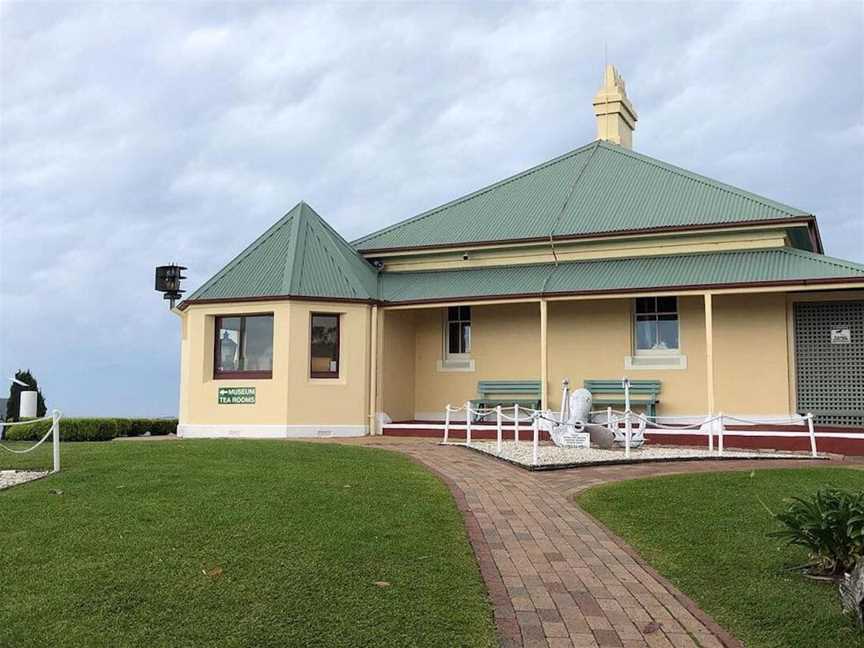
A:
309,312,341,379
444,305,472,359
213,313,274,380
633,297,681,356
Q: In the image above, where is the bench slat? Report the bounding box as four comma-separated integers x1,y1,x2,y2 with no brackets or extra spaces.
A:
584,379,662,418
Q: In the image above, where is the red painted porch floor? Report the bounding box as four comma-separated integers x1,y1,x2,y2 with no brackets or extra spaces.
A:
382,420,864,456
341,437,864,648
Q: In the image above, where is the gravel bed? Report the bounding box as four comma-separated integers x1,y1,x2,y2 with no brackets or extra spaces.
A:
0,470,49,490
464,441,813,470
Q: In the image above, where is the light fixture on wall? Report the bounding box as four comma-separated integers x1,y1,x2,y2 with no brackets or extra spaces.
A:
155,263,187,309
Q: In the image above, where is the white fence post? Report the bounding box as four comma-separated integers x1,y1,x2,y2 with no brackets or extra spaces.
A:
51,409,60,473
496,405,503,453
532,415,539,466
807,413,817,457
443,405,451,444
514,404,520,443
465,401,472,446
607,406,613,434
706,416,714,452
718,412,724,456
624,409,631,459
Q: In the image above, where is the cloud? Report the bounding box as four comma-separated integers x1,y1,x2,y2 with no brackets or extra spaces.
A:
1,1,861,416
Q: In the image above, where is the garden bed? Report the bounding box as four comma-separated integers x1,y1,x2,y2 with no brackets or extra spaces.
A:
463,440,816,470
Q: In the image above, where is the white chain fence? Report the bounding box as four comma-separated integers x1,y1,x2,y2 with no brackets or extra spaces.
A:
0,410,62,472
436,400,824,465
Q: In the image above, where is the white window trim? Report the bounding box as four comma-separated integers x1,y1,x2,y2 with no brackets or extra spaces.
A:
629,298,685,369
625,354,687,370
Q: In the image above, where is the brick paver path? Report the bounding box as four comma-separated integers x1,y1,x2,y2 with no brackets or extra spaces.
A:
353,438,863,648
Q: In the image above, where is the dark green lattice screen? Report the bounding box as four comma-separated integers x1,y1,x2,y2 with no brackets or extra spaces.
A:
794,300,864,427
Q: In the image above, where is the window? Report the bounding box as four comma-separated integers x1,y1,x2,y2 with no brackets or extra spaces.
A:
635,297,679,353
447,306,471,354
310,313,340,378
214,314,274,378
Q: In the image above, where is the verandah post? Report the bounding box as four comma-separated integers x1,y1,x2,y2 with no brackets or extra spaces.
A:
496,405,503,454
465,400,472,446
807,413,817,457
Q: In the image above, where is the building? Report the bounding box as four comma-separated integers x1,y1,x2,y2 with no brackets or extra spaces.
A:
175,66,864,445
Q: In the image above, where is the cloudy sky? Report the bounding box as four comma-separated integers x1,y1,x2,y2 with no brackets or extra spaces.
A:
1,1,862,417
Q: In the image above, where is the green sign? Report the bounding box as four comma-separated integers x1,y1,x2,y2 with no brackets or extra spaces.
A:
218,387,256,405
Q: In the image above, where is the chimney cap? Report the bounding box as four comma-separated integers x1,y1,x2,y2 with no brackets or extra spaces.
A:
593,64,638,148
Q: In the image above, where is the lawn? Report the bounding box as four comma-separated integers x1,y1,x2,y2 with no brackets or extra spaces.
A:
577,467,864,648
0,440,496,648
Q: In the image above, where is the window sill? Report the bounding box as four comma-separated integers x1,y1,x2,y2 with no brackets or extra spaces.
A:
437,359,476,373
214,371,272,380
625,355,687,370
308,377,347,385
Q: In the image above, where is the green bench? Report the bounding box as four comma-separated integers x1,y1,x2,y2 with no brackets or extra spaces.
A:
584,379,662,418
470,380,542,420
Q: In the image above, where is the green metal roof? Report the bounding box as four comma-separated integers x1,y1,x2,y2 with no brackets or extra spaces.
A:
353,140,811,252
380,248,864,303
186,202,378,303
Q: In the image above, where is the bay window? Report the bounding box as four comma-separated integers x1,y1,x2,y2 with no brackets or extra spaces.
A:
214,314,274,379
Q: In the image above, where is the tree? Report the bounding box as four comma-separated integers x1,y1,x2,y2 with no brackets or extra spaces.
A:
5,370,47,421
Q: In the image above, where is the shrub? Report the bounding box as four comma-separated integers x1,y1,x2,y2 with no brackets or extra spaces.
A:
770,487,864,575
3,418,177,442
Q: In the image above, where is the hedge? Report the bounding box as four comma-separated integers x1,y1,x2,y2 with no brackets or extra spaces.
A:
2,418,177,442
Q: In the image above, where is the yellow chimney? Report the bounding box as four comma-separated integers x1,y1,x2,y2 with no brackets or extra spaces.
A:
592,64,638,149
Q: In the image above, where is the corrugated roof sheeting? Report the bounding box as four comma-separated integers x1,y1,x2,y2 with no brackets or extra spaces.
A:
380,248,864,303
186,202,379,303
354,141,809,251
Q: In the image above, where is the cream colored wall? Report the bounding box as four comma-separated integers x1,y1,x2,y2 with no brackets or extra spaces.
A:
403,294,792,418
380,310,416,421
547,297,707,415
413,303,541,416
713,293,790,415
179,301,292,426
178,300,371,428
284,301,371,426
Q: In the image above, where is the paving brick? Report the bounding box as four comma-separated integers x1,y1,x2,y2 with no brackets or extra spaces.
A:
359,439,842,648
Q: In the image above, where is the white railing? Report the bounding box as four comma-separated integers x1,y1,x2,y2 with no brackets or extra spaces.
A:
0,410,62,473
434,400,832,466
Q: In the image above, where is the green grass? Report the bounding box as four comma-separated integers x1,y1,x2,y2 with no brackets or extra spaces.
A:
0,440,496,648
576,467,864,648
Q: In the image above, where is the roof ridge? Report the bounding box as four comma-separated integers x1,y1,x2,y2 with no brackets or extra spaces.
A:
283,202,308,294
352,140,600,248
187,205,299,300
301,202,378,298
597,141,809,216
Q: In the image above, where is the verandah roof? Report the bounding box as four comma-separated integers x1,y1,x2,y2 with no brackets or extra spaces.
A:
378,247,864,304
